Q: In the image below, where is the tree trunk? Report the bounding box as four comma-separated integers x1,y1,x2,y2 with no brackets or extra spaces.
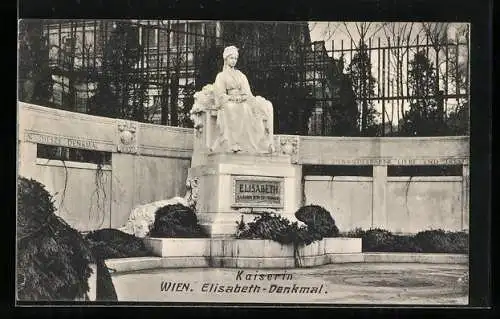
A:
169,72,179,126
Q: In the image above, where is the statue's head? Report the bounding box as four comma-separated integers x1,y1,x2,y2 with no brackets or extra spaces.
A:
223,46,239,68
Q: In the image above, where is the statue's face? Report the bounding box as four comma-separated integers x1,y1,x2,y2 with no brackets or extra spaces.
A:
226,54,238,67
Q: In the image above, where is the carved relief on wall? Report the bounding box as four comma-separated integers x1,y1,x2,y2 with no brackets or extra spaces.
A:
184,175,200,209
117,120,138,154
274,135,300,164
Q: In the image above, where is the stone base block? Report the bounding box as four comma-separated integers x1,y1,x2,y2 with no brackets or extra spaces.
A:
105,257,211,273
106,252,468,273
196,212,240,238
189,152,302,238
210,257,297,268
106,254,367,271
143,238,211,257
143,237,362,259
325,237,362,254
211,239,295,257
205,152,293,166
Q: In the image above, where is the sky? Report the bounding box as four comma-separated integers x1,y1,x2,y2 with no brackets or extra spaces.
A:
308,22,469,50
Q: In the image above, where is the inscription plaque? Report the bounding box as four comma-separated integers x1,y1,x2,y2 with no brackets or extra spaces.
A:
25,132,98,150
232,176,284,209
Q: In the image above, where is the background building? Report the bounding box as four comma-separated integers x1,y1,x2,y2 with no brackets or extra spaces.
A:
21,20,355,136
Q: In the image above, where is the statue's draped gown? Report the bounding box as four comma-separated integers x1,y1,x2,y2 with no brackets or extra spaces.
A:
212,67,273,153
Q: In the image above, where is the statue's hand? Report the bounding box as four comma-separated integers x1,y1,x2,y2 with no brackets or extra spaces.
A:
229,95,245,103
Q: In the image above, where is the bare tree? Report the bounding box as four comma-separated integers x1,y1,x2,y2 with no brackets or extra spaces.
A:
446,24,470,135
309,22,342,43
382,22,420,128
421,23,452,117
447,24,470,104
340,22,387,49
339,22,386,130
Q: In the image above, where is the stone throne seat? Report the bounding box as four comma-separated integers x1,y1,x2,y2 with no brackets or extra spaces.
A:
188,84,221,167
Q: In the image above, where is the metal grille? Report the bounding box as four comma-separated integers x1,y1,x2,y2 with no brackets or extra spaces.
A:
19,20,470,136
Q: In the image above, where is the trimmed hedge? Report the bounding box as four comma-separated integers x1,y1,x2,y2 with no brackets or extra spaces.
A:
344,228,468,253
414,229,468,253
236,205,340,246
295,205,340,237
85,228,151,259
147,204,208,238
236,213,318,245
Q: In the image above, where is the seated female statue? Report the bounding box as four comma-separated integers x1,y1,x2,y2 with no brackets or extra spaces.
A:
210,46,274,154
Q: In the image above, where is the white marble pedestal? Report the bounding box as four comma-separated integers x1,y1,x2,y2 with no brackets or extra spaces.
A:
189,152,302,237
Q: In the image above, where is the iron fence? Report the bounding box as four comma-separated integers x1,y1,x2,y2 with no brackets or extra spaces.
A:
19,20,470,137
329,31,470,136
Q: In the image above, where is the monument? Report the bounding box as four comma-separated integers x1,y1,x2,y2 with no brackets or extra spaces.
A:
188,46,302,237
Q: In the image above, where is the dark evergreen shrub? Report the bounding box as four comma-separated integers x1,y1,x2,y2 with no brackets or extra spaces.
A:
17,177,93,301
414,229,468,253
147,204,208,238
362,228,395,252
345,227,468,253
447,231,469,253
93,258,117,301
84,228,153,301
85,228,151,259
236,213,293,243
342,227,365,238
295,205,340,237
236,212,319,246
391,234,422,253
